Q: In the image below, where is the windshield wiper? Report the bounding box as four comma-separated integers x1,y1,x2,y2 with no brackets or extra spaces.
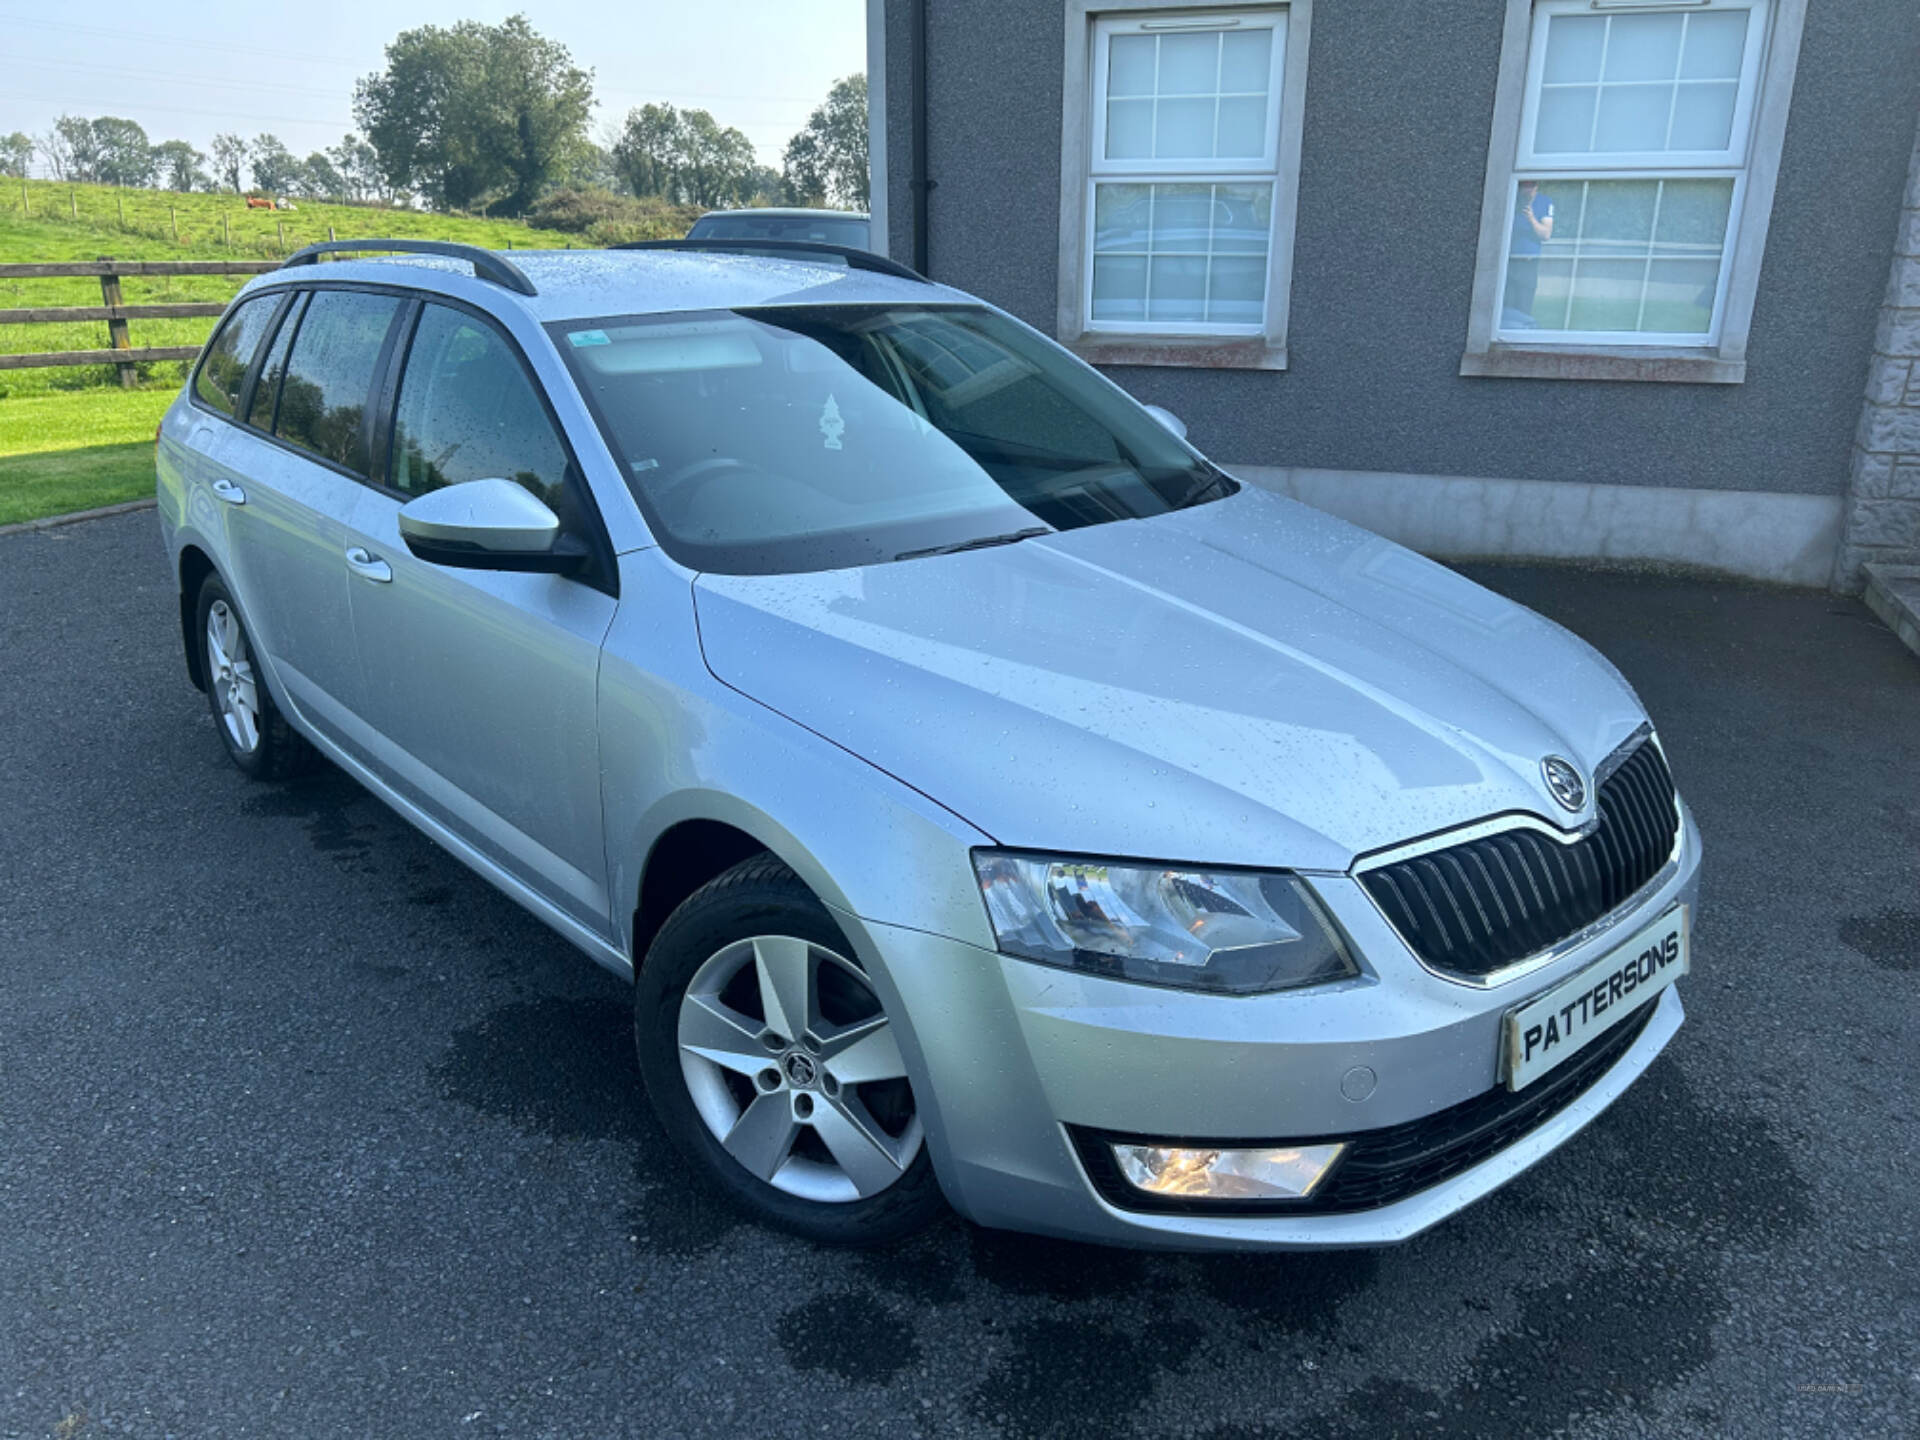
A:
896,526,1053,561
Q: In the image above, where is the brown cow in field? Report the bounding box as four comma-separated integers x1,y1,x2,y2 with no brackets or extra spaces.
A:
244,195,274,210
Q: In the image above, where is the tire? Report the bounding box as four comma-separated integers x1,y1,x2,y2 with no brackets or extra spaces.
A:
634,853,945,1246
194,574,317,781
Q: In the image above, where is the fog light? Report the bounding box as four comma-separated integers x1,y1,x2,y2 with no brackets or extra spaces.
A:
1111,1142,1345,1201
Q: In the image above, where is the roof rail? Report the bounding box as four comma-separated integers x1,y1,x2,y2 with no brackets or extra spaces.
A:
280,239,538,296
613,238,929,283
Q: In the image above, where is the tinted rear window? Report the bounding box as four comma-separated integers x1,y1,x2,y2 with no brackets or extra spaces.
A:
194,294,282,417
689,214,868,248
273,290,403,477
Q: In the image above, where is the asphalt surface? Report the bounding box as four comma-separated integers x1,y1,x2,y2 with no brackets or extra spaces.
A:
2,511,1916,1440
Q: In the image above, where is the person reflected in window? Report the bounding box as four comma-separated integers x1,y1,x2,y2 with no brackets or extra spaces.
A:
1503,180,1555,328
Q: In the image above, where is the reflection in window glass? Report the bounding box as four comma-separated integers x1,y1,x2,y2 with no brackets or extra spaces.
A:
1501,177,1733,337
1533,7,1748,155
1091,181,1272,326
194,295,280,417
390,304,570,505
1105,28,1272,162
247,293,305,431
274,290,401,476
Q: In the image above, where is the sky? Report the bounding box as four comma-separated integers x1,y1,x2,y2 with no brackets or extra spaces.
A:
3,0,868,170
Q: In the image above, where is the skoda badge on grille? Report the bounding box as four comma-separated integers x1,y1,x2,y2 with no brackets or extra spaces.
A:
1542,756,1586,812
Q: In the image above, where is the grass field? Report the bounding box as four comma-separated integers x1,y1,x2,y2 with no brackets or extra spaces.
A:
0,177,653,522
0,389,170,526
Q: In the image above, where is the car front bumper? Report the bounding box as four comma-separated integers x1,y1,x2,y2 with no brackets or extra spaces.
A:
838,800,1700,1251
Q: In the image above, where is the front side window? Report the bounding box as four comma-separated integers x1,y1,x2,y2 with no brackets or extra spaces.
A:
193,294,281,417
273,289,404,478
1086,10,1288,334
553,304,1233,576
1498,0,1771,343
390,304,570,506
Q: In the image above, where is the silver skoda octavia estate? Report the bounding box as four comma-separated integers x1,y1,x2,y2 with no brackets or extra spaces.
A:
157,238,1699,1249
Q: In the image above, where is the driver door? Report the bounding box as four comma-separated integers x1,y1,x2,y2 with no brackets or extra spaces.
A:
341,301,617,938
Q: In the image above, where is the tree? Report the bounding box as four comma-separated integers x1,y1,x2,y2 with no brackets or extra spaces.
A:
297,151,346,201
35,125,73,180
0,133,32,179
211,133,247,192
247,134,302,195
611,103,760,207
325,134,385,204
151,139,211,193
54,115,100,183
782,74,869,209
353,13,594,215
90,117,156,188
611,104,682,200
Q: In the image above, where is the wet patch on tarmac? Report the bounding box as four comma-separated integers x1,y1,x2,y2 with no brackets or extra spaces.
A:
966,1228,1148,1301
1193,1250,1382,1338
432,995,644,1145
775,1290,921,1384
1272,1248,1723,1439
855,1223,969,1306
1838,909,1920,971
240,770,376,865
969,1315,1204,1440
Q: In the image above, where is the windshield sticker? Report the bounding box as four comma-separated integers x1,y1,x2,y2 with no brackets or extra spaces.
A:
569,329,611,347
819,394,845,451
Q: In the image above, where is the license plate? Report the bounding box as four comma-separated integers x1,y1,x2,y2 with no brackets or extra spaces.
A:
1503,905,1688,1092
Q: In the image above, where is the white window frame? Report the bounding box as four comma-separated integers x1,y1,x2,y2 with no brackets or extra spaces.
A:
1057,0,1310,370
1462,0,1807,384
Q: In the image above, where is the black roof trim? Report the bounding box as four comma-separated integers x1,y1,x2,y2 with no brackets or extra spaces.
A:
612,238,929,283
280,239,538,296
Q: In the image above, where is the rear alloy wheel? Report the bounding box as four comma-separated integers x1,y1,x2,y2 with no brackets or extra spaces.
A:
635,854,944,1244
194,575,316,780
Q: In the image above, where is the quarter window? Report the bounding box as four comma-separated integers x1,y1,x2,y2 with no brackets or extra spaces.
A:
389,304,570,506
246,292,306,432
193,294,281,417
1498,0,1771,344
273,290,403,478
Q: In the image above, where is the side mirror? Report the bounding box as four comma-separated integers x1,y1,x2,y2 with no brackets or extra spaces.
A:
397,478,586,574
1141,404,1188,441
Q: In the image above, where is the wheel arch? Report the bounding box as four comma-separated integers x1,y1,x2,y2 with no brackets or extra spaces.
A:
178,543,218,692
631,817,775,970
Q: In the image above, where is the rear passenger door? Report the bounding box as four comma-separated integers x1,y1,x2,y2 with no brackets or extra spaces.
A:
340,301,618,938
197,286,405,757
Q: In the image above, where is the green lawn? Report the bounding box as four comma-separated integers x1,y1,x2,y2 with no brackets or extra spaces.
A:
0,389,171,525
0,177,652,522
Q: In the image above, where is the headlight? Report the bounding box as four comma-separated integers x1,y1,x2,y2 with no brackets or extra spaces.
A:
971,852,1358,995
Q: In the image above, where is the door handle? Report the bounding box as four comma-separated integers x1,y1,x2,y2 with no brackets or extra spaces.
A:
210,477,246,505
345,546,392,583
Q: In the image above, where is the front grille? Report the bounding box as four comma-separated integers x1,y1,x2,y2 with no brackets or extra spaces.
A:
1358,738,1679,980
1069,1000,1656,1216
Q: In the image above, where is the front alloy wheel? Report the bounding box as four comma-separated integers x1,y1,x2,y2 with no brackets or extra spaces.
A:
679,935,923,1203
635,854,945,1245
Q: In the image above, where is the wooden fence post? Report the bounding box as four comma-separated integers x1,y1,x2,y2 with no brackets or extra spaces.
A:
277,220,286,252
223,213,230,248
98,263,137,390
328,225,336,242
117,191,125,228
70,187,77,219
170,207,178,243
19,174,26,215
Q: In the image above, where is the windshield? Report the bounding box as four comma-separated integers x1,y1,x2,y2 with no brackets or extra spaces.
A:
552,304,1234,575
688,213,869,247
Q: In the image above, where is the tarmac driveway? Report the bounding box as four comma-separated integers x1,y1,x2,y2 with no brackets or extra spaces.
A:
2,511,1916,1439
